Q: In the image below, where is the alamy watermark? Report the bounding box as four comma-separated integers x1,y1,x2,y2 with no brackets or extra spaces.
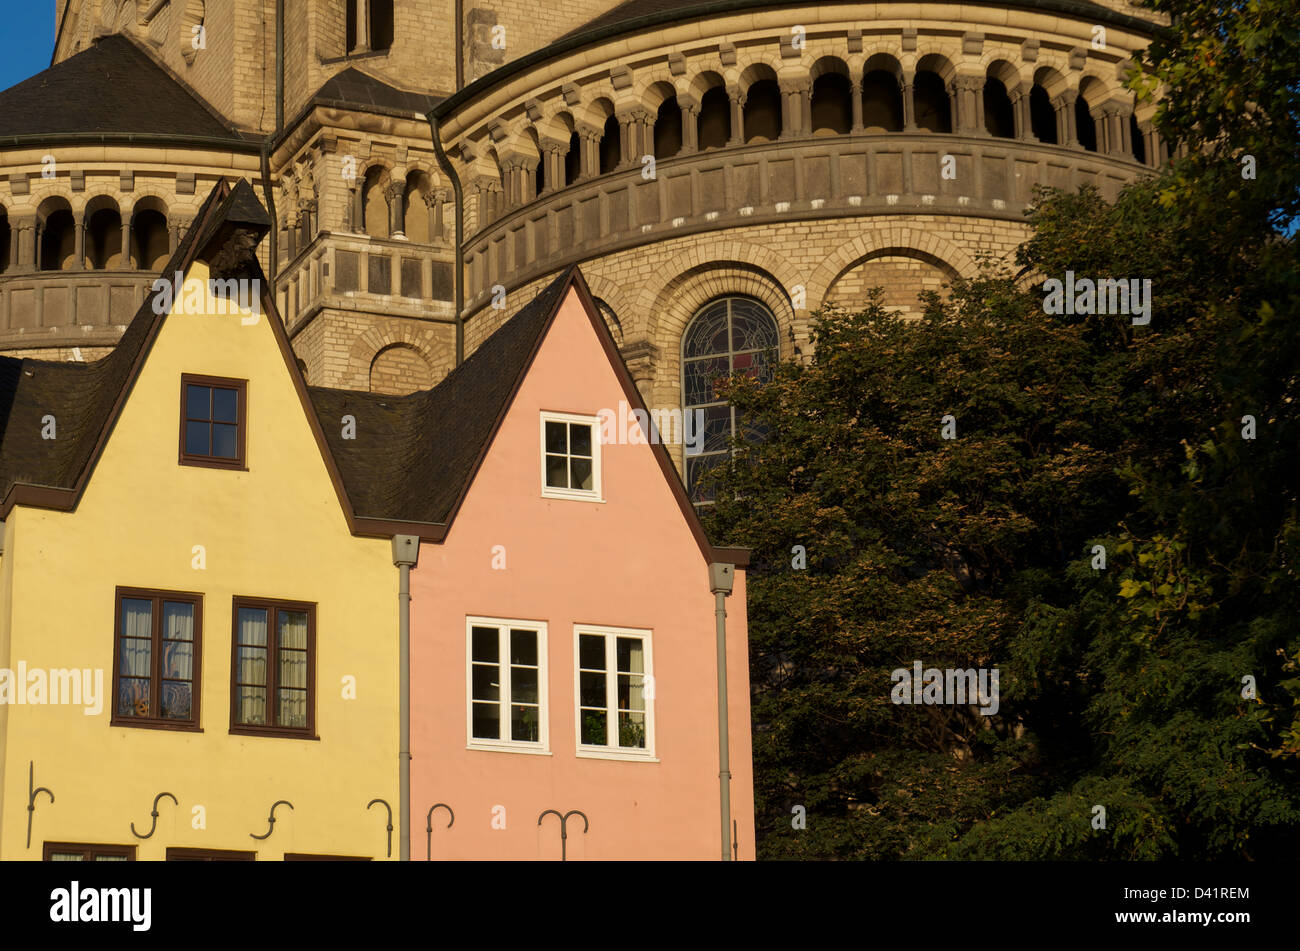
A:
1042,270,1151,325
890,661,1000,715
0,663,103,715
597,400,704,454
150,272,262,324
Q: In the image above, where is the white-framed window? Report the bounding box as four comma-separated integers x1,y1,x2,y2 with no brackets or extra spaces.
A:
540,411,602,501
466,617,550,754
574,625,656,761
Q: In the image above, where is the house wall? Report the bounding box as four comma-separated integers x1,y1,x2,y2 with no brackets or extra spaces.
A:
409,286,755,860
0,260,398,860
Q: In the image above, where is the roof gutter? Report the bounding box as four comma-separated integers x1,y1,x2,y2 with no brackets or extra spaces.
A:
0,132,260,150
429,0,1165,124
427,110,465,365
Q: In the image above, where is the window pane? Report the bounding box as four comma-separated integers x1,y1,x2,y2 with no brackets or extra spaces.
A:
162,602,193,641
279,649,307,690
121,598,152,637
94,855,129,862
579,670,606,708
471,626,498,663
278,688,308,728
544,420,567,453
509,630,536,666
49,852,85,861
160,681,191,720
118,637,151,679
568,423,591,456
237,646,268,686
278,611,308,650
162,639,192,682
569,457,593,491
185,421,210,456
511,704,539,741
471,663,499,702
683,357,728,405
616,637,644,674
236,686,267,725
545,454,568,488
618,710,647,749
238,608,269,646
511,665,538,704
702,405,731,452
618,672,645,712
730,299,779,351
211,387,238,423
580,709,607,746
682,301,730,357
118,677,151,718
472,701,500,739
211,424,238,459
186,385,210,420
578,634,604,670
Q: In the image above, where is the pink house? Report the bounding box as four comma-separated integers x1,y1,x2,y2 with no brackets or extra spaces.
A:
320,267,753,859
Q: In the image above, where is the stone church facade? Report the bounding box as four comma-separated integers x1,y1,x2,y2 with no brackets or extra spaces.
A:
0,0,1166,496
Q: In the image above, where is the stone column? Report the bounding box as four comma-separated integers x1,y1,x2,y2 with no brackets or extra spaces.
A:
850,79,864,133
946,81,960,133
349,185,363,232
74,212,85,270
522,156,540,202
1053,90,1079,147
579,126,601,179
386,180,406,238
800,82,812,137
13,216,33,273
953,75,984,134
727,86,745,145
1010,85,1032,140
428,189,445,240
678,95,699,153
118,215,132,269
901,74,917,130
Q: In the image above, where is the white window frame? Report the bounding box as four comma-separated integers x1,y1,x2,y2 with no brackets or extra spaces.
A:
465,616,551,755
540,411,603,502
573,624,657,762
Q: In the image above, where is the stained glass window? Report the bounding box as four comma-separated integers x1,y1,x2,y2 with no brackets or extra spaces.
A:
681,296,779,502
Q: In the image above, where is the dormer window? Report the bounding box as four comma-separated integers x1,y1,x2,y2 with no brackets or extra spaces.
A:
180,374,246,470
540,412,602,501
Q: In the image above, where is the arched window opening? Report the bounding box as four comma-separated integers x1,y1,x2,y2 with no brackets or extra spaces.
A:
38,202,75,272
369,343,434,395
743,79,781,143
697,86,730,149
0,209,10,275
132,208,170,271
565,131,581,185
1076,95,1098,152
362,166,388,237
984,78,1015,138
913,72,952,133
681,296,779,503
404,175,430,243
811,73,852,134
85,205,123,270
1030,86,1057,143
860,70,903,131
370,0,394,52
599,114,621,175
1130,114,1146,164
654,97,683,159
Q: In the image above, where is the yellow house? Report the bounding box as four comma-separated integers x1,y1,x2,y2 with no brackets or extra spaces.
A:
0,181,399,860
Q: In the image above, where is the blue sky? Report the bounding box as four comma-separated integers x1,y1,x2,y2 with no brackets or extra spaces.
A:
0,1,56,92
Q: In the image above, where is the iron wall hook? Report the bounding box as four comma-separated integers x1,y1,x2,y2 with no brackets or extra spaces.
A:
130,791,178,840
250,799,294,840
26,761,54,849
537,808,589,861
426,803,454,861
367,798,393,858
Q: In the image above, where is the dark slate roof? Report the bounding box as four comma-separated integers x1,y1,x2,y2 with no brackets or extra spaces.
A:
0,179,267,507
0,34,249,143
309,270,570,524
555,0,692,41
310,68,442,116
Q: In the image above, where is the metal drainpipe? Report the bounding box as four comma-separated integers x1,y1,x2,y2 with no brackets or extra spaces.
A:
709,562,735,861
428,112,465,365
392,535,420,862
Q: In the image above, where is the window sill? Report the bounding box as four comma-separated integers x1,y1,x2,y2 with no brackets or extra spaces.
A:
110,719,203,733
229,727,320,741
466,743,552,756
540,489,606,503
575,749,659,763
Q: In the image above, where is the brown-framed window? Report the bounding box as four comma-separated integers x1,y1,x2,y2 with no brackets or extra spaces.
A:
166,847,256,861
112,587,203,731
180,373,247,470
283,853,371,861
230,596,317,738
44,842,136,861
